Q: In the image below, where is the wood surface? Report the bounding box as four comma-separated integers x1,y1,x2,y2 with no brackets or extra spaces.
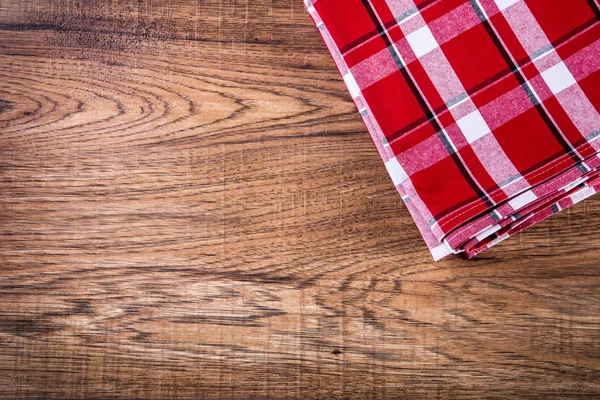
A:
1,0,600,398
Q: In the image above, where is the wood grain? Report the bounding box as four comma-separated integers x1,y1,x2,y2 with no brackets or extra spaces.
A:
1,0,600,398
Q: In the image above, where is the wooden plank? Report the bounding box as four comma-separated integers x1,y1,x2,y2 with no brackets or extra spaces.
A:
0,0,599,398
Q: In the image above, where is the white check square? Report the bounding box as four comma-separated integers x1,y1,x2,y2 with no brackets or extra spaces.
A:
305,0,315,13
431,242,453,261
343,72,361,99
541,62,577,95
406,25,439,58
509,190,537,210
495,0,520,11
457,110,491,144
385,157,408,185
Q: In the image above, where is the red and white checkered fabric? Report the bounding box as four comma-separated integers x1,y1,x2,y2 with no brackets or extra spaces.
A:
305,0,600,260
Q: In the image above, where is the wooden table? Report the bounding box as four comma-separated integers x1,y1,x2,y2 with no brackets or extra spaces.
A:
1,1,599,398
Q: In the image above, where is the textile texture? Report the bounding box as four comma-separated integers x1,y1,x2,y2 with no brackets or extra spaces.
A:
304,0,600,260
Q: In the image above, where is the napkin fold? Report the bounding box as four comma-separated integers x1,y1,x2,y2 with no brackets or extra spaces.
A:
305,0,600,260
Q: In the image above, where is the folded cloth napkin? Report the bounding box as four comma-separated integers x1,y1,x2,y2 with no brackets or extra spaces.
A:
305,0,600,260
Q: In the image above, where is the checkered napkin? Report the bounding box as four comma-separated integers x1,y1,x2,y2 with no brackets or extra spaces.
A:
305,0,600,260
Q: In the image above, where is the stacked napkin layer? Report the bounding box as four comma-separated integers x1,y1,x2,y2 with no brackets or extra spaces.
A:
305,0,600,260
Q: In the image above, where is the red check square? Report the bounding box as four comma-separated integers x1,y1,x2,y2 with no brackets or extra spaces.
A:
362,69,428,138
442,24,509,92
525,0,597,43
315,0,379,50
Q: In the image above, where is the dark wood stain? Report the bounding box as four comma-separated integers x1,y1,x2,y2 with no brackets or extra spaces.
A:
1,0,600,398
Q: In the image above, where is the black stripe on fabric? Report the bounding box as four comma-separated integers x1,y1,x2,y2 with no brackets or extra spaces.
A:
359,0,438,127
585,0,600,20
468,0,581,165
359,0,494,209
